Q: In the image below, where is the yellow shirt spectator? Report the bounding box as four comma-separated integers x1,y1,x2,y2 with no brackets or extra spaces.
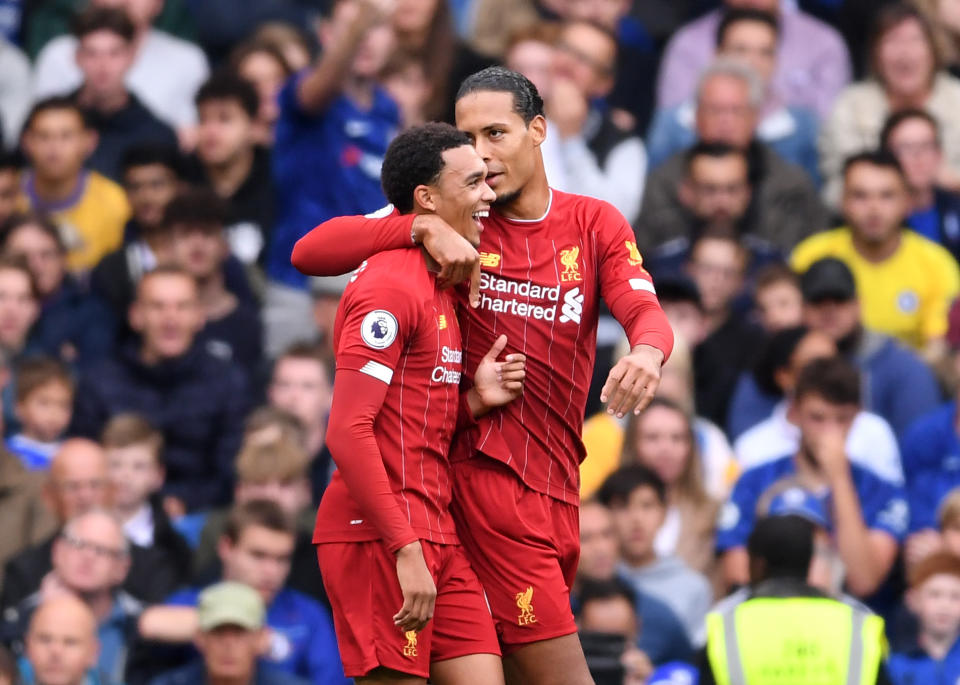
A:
790,227,960,349
20,170,130,272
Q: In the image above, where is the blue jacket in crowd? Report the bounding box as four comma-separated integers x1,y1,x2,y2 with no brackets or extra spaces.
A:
888,636,960,685
901,401,960,531
149,660,311,685
70,342,248,510
30,277,116,368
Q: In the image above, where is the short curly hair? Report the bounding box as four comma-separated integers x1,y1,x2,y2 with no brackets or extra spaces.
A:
380,122,472,214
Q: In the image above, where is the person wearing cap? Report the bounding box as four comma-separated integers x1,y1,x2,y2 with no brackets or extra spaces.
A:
791,150,960,359
717,356,909,599
888,552,960,685
148,582,310,685
800,256,941,437
702,514,890,685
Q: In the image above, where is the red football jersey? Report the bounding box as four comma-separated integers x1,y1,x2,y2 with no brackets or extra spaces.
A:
451,190,670,504
313,247,462,546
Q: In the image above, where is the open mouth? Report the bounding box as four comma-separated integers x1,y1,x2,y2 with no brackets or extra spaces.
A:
472,209,489,230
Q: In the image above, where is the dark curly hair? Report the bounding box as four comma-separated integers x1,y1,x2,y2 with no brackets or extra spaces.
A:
456,66,544,125
381,122,472,214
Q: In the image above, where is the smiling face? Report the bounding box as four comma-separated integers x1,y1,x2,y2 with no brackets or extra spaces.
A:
418,145,495,246
455,90,546,209
876,17,936,100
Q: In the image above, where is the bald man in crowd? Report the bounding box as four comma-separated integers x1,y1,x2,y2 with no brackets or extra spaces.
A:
1,439,180,609
23,595,100,685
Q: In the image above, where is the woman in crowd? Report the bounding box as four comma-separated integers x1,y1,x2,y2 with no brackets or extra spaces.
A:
231,40,294,145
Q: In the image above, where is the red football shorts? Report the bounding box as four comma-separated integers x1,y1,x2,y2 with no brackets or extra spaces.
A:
316,539,500,678
450,455,580,653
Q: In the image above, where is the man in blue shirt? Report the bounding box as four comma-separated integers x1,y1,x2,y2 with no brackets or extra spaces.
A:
265,0,398,356
889,552,960,685
139,500,348,685
717,356,908,599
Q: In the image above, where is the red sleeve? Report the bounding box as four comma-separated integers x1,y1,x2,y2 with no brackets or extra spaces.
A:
593,203,674,360
455,390,479,432
291,210,417,277
326,369,418,553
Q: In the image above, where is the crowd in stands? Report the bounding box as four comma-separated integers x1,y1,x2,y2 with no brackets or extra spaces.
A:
5,0,960,683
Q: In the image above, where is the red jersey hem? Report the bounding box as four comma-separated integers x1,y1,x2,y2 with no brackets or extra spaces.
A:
477,453,581,506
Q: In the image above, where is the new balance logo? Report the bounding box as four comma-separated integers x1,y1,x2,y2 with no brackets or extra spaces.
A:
559,288,583,324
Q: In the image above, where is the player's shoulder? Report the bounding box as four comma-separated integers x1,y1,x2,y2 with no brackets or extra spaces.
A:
343,249,433,306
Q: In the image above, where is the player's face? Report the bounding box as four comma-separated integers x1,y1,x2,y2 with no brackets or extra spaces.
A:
455,90,546,208
694,74,757,150
718,19,777,84
910,573,960,638
609,486,665,564
633,406,692,487
429,144,495,247
23,110,93,184
756,281,803,333
843,163,909,246
578,503,619,581
171,224,228,281
197,100,254,168
4,223,66,298
220,525,294,605
886,118,942,193
131,273,203,361
124,163,179,231
0,268,38,352
76,30,134,98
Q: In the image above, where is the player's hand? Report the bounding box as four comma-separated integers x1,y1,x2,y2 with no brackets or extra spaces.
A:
471,334,526,413
413,215,481,303
600,344,664,418
393,541,436,632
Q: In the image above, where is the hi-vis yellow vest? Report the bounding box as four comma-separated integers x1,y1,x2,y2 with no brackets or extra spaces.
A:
706,597,885,685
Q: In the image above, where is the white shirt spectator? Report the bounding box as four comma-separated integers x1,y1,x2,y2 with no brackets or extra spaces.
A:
734,401,904,484
0,37,31,148
33,29,209,129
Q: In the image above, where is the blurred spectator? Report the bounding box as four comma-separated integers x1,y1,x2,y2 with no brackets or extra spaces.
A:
1,439,179,609
266,0,396,357
2,510,141,684
102,413,191,582
575,501,693,666
148,582,310,685
540,20,645,225
656,0,852,119
792,151,960,358
307,276,350,359
0,258,39,362
71,267,248,513
647,8,820,182
577,578,653,685
752,263,804,333
230,41,294,146
940,490,960,559
637,60,826,254
20,596,99,685
820,3,960,207
167,189,264,372
702,514,888,685
1,213,117,367
188,5,314,66
267,344,332,502
888,552,960,683
598,465,713,646
717,357,908,598
71,7,177,183
0,38,30,149
0,645,15,685
6,358,73,472
33,0,210,133
191,438,325,605
248,23,312,74
139,500,347,685
882,108,960,262
0,155,18,226
19,99,130,273
380,52,433,130
731,327,904,486
187,73,275,267
916,0,960,75
617,400,721,579
799,257,941,436
684,233,763,427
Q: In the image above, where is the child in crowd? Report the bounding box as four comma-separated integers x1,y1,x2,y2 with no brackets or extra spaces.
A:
752,263,804,334
889,552,960,684
6,357,73,470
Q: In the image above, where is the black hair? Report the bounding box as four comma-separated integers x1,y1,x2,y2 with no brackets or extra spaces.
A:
162,187,229,230
120,143,183,179
380,122,473,214
748,514,814,580
195,70,259,120
794,356,861,406
456,66,545,125
577,577,638,616
879,108,941,150
596,464,667,508
683,140,749,177
842,149,907,182
752,325,810,397
0,152,19,174
23,97,88,132
716,7,779,47
72,5,135,42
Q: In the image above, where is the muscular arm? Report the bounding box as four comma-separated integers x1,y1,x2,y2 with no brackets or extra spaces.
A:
292,212,414,276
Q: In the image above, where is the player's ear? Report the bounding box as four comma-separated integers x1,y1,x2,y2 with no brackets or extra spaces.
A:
528,115,547,146
413,184,437,213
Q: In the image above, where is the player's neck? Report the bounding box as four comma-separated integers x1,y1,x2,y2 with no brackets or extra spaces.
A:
495,159,551,221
